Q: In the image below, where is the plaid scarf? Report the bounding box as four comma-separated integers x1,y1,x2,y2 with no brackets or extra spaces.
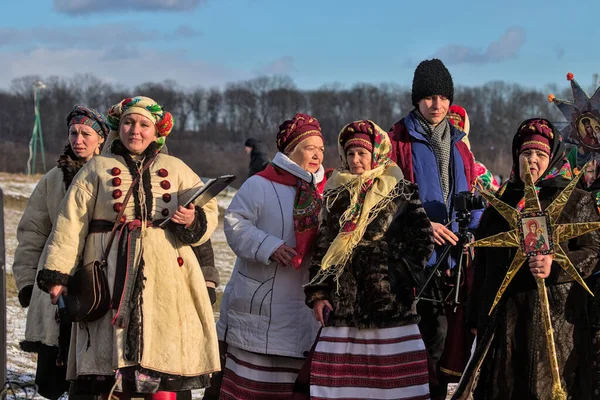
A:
415,110,452,202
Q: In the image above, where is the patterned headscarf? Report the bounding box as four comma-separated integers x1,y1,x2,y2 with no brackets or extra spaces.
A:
498,118,573,210
339,121,374,153
310,120,407,286
516,119,553,156
276,113,323,154
107,96,174,149
66,106,109,138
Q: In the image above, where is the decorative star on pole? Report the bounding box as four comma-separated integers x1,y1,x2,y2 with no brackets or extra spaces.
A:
468,159,600,400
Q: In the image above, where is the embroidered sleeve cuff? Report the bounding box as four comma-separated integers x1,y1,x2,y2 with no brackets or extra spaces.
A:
36,269,70,293
255,235,285,265
174,206,208,245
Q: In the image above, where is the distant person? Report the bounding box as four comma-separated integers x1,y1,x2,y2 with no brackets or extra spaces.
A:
13,106,108,400
245,137,270,177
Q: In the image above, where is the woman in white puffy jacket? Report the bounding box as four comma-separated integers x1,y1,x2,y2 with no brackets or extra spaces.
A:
215,113,328,400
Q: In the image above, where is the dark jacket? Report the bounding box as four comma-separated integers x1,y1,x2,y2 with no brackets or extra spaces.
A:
192,239,220,287
247,140,270,177
305,181,434,329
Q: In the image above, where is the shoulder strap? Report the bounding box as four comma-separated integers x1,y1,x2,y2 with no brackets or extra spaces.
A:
101,153,158,262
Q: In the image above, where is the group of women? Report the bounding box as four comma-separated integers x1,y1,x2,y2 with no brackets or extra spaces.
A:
12,94,600,400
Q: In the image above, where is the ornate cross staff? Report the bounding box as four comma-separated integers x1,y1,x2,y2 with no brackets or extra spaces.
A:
467,160,600,400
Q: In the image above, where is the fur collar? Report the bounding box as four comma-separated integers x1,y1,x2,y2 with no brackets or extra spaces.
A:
110,138,159,159
110,139,158,220
56,145,85,190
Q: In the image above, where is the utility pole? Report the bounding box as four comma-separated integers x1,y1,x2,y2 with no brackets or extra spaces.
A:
0,188,6,386
26,80,47,175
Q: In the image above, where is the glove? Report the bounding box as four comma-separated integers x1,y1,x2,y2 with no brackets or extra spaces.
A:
18,285,34,308
207,287,217,305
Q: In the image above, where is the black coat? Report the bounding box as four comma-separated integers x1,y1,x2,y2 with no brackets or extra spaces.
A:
248,142,270,177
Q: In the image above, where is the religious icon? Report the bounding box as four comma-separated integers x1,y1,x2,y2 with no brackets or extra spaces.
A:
519,212,553,256
548,72,600,152
576,113,600,149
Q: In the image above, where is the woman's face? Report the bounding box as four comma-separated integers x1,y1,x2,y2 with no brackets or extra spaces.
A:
519,148,550,183
119,113,156,155
346,146,372,175
287,136,324,174
69,124,104,162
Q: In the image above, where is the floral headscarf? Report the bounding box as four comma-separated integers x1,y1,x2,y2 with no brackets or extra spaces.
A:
106,96,174,149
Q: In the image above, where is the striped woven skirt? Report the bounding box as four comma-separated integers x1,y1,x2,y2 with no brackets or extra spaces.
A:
219,345,304,400
309,324,430,400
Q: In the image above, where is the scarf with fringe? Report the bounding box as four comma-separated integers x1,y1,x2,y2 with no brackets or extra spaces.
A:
310,121,407,286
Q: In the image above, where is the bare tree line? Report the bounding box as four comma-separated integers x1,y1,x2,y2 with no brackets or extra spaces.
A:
0,74,572,185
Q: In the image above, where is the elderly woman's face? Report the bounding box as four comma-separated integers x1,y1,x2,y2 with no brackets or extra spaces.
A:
288,136,324,174
519,149,549,183
69,124,104,162
119,113,156,155
346,147,372,175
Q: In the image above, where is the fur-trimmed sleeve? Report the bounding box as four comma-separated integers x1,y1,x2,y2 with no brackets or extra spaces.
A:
305,204,336,308
174,157,218,247
385,185,434,300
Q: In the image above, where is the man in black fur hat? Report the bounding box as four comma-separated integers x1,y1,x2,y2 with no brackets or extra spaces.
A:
388,58,481,400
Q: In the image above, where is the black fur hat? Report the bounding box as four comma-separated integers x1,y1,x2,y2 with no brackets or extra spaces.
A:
411,58,454,107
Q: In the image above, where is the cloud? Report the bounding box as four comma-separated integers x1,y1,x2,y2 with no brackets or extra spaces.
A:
0,24,202,48
257,56,295,75
431,27,526,65
54,0,207,15
0,46,249,90
554,46,566,60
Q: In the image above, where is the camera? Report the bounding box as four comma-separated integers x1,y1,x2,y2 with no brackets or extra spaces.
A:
454,191,485,212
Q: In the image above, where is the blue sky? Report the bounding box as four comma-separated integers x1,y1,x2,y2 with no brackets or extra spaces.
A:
2,0,598,92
